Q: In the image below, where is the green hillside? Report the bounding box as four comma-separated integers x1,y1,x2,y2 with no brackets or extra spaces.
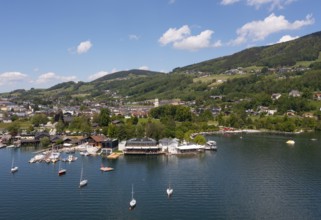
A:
174,31,321,73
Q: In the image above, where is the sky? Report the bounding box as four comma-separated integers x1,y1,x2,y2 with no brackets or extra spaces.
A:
0,0,320,92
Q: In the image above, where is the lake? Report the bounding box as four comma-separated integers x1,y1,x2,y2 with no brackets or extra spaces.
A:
1,132,321,220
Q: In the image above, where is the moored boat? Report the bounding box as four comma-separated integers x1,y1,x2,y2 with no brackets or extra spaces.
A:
286,140,295,145
11,157,18,173
129,184,136,210
79,165,88,188
205,140,217,150
100,164,114,172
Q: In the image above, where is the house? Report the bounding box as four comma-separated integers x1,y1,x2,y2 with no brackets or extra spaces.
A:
83,135,107,148
302,113,315,118
271,93,282,100
289,90,301,97
286,110,296,116
314,92,321,101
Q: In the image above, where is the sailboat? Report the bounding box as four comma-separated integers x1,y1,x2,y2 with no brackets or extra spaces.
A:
58,160,66,176
11,157,18,173
79,165,88,188
129,184,136,210
166,182,173,197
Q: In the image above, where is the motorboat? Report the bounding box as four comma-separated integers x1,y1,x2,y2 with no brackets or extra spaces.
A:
205,140,217,150
286,140,295,145
58,161,66,176
67,155,78,162
100,164,114,172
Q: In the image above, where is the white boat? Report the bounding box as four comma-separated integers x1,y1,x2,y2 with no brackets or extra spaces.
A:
67,155,78,162
79,165,88,188
80,151,89,156
166,188,173,197
7,144,16,148
86,145,99,155
166,184,173,197
286,140,295,145
129,184,136,210
11,158,18,173
100,164,114,172
205,140,217,150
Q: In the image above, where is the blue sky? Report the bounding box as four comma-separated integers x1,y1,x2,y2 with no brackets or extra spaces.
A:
0,0,320,92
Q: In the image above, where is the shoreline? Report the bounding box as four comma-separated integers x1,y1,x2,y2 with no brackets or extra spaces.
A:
193,129,307,137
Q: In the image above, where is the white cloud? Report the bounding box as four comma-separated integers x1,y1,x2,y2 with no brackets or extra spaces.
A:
168,0,176,4
231,13,314,45
173,30,214,51
34,72,77,84
88,71,109,81
159,25,217,51
159,25,191,45
77,40,92,54
129,34,139,40
277,34,299,43
138,66,149,71
247,0,296,10
213,40,223,48
221,0,295,10
220,0,240,5
0,72,28,85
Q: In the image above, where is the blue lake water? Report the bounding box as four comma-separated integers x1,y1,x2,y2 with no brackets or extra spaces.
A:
1,133,321,220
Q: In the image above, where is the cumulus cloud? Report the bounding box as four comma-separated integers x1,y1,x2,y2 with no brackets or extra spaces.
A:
220,0,240,5
138,66,149,71
34,72,77,84
88,71,109,81
159,25,217,51
277,34,299,43
77,40,92,54
159,25,191,45
0,72,28,85
173,30,214,51
231,13,314,45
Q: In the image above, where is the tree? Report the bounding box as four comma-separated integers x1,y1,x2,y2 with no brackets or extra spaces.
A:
31,114,49,127
135,124,145,138
7,121,20,136
55,119,65,133
40,137,50,148
99,108,110,127
194,135,207,145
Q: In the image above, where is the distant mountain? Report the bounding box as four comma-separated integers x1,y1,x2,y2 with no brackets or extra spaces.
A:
92,69,163,82
174,31,321,73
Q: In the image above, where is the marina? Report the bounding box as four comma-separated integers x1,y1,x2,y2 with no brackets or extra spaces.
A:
1,133,321,219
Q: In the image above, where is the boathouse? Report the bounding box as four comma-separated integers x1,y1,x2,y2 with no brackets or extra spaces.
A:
123,138,162,155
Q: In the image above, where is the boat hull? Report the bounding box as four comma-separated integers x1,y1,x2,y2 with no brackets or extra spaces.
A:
79,180,88,188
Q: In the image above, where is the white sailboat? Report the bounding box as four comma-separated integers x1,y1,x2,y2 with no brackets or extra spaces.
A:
129,184,136,210
166,182,173,197
79,165,88,188
11,157,18,173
